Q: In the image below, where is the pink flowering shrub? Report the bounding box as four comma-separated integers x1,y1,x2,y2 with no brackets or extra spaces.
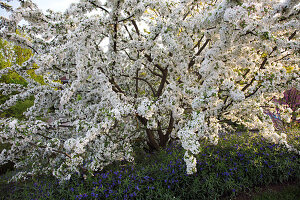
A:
264,88,300,131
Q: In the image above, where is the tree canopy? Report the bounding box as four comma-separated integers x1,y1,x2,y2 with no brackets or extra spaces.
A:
0,0,299,181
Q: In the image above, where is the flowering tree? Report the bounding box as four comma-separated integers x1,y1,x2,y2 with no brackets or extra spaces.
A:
0,0,299,181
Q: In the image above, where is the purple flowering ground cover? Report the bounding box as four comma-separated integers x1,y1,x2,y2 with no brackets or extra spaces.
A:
0,128,299,200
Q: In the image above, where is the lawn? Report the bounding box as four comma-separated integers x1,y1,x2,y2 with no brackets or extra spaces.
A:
0,128,299,200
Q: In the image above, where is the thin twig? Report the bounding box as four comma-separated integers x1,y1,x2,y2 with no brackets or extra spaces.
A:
183,4,195,20
188,39,210,69
28,142,72,159
87,0,109,13
131,20,140,36
118,14,135,23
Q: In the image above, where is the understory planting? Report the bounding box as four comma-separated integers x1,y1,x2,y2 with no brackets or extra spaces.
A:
0,128,299,199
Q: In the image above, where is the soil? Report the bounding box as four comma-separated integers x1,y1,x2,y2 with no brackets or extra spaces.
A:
230,180,300,200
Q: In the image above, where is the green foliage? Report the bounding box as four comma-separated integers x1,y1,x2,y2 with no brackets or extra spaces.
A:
0,95,34,119
0,35,45,86
219,119,248,132
0,34,45,120
0,35,31,86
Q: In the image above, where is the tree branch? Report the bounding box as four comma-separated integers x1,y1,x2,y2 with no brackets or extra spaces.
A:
87,0,109,13
274,53,291,62
193,35,204,50
183,4,196,20
121,74,156,96
118,14,135,23
135,69,139,99
136,115,160,150
131,20,140,36
165,112,174,138
109,77,125,94
188,39,210,69
156,68,168,97
288,30,297,40
144,54,164,72
245,84,262,98
124,25,133,40
28,142,71,159
123,50,136,61
36,132,52,140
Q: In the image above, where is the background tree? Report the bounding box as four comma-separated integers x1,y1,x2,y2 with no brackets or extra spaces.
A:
0,0,299,181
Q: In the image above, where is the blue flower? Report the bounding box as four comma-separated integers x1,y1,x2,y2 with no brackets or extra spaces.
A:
136,185,140,191
224,172,229,176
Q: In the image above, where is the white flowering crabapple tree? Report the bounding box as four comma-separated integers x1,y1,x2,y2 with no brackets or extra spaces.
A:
0,0,299,181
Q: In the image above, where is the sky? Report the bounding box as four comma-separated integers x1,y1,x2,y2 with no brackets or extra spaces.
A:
1,0,289,18
0,0,79,18
30,0,79,12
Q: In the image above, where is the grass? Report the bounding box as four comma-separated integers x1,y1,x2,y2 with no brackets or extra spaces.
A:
0,127,299,200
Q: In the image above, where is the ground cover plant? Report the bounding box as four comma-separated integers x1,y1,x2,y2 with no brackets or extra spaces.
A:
0,126,299,200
